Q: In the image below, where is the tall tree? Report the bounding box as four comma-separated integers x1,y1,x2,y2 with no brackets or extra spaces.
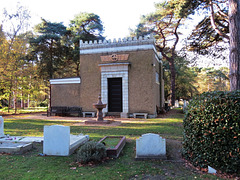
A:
182,0,240,90
163,55,198,100
131,1,186,105
68,12,105,76
69,12,104,42
0,4,31,112
229,0,240,90
193,67,230,92
30,19,70,80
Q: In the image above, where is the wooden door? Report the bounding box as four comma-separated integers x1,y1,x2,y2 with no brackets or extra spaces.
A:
108,78,122,112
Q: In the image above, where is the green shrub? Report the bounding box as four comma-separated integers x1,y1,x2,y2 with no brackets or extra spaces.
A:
38,99,48,107
77,141,107,164
182,91,240,173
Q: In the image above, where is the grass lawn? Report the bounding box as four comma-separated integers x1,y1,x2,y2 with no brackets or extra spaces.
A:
0,107,47,116
101,137,123,148
0,109,222,180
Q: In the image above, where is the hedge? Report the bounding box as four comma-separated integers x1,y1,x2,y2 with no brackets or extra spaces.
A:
182,91,240,173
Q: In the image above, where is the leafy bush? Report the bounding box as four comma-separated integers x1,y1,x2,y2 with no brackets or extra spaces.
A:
77,141,107,164
38,99,48,107
182,91,240,173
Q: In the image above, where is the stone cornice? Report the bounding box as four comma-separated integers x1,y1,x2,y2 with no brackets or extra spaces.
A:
50,77,81,84
80,35,155,50
79,35,162,63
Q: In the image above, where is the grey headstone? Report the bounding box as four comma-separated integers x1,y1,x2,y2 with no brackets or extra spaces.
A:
0,116,4,137
136,133,166,160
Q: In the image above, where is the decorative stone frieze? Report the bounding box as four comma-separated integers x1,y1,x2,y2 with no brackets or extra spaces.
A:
100,54,129,62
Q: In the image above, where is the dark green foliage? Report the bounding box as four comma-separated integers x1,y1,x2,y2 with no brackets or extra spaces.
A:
163,54,198,100
69,12,104,43
182,91,240,173
68,12,105,75
30,19,70,79
77,141,107,164
38,99,48,107
187,15,229,54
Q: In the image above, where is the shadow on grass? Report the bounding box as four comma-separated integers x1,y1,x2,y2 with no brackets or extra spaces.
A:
4,108,184,140
4,117,184,140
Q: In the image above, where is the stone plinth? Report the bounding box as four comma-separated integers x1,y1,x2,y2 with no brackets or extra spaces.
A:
0,142,33,154
85,120,113,125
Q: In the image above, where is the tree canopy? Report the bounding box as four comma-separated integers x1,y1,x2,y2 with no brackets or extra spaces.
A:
186,0,229,53
30,19,70,80
69,12,104,42
68,12,105,75
131,1,185,105
0,6,106,110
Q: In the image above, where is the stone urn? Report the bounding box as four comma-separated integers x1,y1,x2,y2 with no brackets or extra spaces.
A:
93,94,106,121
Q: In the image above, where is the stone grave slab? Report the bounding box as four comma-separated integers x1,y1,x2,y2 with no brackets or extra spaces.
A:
136,133,166,160
0,136,43,144
69,134,89,154
0,142,33,154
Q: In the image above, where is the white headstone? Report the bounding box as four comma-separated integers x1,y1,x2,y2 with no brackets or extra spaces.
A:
43,125,70,156
175,100,179,107
136,133,166,159
208,166,217,174
183,100,187,108
183,100,187,112
0,116,4,137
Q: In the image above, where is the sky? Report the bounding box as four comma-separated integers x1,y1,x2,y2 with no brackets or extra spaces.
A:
0,0,229,67
1,0,159,39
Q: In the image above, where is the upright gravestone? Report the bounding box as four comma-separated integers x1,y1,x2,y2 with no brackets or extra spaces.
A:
43,125,70,156
136,133,166,160
175,100,179,108
0,116,4,137
183,100,186,107
183,100,187,112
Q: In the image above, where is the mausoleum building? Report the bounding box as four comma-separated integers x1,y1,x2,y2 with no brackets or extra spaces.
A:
50,36,164,118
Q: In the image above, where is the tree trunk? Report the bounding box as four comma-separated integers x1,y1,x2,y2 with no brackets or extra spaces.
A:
8,92,11,113
229,0,240,90
21,91,24,109
14,93,17,114
28,94,30,108
76,61,80,76
7,76,13,113
49,39,54,79
169,58,176,106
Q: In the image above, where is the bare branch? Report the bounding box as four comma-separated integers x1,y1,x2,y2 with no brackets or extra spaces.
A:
213,2,229,20
171,19,182,55
209,0,229,40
